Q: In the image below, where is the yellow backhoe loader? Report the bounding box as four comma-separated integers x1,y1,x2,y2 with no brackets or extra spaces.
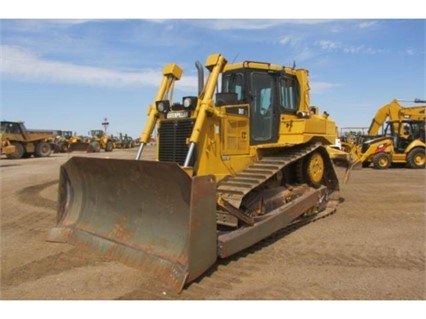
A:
347,99,426,169
354,119,425,169
48,53,346,292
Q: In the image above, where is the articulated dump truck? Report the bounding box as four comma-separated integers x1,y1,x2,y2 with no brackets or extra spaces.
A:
48,53,345,292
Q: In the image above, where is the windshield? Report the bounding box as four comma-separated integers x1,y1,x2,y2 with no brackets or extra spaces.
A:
0,122,7,133
91,130,103,138
222,72,244,101
0,122,19,134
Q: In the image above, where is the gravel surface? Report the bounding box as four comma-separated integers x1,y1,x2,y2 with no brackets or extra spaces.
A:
1,146,425,317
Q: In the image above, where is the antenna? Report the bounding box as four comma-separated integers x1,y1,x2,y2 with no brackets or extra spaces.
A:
231,53,240,64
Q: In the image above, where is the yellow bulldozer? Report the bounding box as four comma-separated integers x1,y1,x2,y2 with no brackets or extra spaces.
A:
48,53,346,292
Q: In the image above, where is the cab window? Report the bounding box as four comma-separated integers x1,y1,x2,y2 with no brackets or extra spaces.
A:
222,73,244,101
279,76,300,113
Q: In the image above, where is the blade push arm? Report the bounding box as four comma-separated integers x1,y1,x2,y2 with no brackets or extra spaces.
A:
183,53,228,167
136,64,183,160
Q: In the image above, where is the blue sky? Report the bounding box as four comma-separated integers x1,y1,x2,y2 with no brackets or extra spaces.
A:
1,2,425,139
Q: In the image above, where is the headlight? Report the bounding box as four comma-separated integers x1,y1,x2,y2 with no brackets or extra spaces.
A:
156,100,171,113
182,96,198,109
183,97,192,108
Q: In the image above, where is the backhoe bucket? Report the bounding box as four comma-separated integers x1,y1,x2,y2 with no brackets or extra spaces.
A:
48,157,218,292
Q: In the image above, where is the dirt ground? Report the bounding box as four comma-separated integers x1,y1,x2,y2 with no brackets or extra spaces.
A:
1,146,425,307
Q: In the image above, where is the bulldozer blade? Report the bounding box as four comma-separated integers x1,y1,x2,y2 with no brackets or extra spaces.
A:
47,157,218,292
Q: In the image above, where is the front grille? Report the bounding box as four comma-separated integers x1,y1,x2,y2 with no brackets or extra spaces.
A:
158,119,195,166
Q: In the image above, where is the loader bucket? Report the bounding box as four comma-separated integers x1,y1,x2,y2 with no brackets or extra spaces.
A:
67,142,93,153
47,157,218,292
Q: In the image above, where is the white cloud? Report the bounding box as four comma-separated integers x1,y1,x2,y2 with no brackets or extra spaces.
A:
278,34,307,46
315,40,383,55
404,48,424,56
0,44,340,97
358,21,377,29
343,45,383,54
0,45,198,91
293,48,316,63
310,81,340,94
1,19,92,33
186,19,331,31
279,36,293,45
316,40,342,50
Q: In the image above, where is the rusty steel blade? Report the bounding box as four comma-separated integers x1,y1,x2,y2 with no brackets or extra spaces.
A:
47,157,217,292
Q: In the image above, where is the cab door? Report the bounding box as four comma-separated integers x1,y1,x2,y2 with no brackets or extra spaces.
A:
249,71,279,145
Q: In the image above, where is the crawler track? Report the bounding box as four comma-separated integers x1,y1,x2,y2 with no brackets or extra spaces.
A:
215,142,341,258
217,143,328,209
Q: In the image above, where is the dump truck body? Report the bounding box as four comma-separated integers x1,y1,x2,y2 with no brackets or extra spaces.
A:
0,121,53,159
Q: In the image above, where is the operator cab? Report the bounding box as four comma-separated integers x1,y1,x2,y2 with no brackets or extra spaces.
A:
383,120,425,152
0,121,24,135
220,62,300,145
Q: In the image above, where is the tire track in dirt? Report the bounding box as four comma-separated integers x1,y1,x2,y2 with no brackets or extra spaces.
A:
2,181,58,237
17,180,58,210
273,240,425,271
1,247,108,288
2,180,108,290
1,210,55,237
119,224,424,300
8,175,423,300
177,224,336,299
182,222,335,299
117,220,312,300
